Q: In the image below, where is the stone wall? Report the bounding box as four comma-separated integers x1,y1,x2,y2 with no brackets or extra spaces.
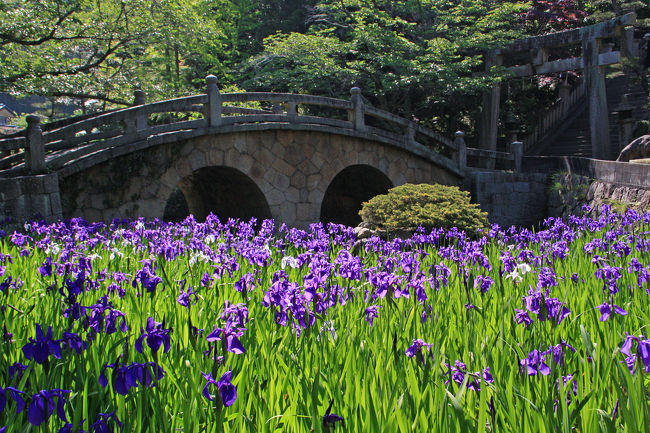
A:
464,170,550,228
59,129,460,228
0,173,62,229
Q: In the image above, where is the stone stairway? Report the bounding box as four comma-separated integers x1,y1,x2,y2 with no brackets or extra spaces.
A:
536,73,647,159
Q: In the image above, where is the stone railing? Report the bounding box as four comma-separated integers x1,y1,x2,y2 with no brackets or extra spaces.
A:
0,76,471,177
522,79,587,154
466,140,524,172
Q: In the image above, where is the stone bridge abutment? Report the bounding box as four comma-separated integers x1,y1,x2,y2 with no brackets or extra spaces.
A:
58,129,460,228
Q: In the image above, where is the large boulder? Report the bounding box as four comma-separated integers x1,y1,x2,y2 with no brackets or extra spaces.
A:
617,135,650,162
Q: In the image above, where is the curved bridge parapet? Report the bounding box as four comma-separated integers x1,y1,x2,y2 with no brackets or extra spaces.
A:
0,76,467,179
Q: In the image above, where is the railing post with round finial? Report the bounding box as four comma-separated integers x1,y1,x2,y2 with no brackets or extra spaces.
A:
508,140,523,172
454,131,466,172
349,87,365,132
25,115,45,174
206,75,222,127
133,89,147,131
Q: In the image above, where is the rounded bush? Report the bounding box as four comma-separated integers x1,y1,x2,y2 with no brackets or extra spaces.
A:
359,183,489,235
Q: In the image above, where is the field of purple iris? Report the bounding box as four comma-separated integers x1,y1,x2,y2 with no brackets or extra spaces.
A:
1,205,649,432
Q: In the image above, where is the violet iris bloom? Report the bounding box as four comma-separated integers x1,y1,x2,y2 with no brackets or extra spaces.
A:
0,386,26,414
405,339,431,359
177,285,197,308
28,389,70,426
38,257,54,277
364,305,382,326
89,411,123,433
206,322,245,355
323,400,344,431
520,349,551,376
597,302,628,322
620,334,650,374
99,362,166,395
135,317,172,355
22,324,61,364
201,370,237,407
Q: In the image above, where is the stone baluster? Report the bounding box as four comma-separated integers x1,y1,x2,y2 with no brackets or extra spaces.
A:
508,140,523,172
286,101,298,123
349,87,365,132
133,89,147,131
454,131,466,172
206,75,222,127
405,122,416,143
25,115,45,174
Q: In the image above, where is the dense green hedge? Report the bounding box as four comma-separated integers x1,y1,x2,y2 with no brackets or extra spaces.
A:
359,183,489,235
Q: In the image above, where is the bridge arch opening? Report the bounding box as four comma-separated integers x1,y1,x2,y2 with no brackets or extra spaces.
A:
163,166,272,223
320,165,393,227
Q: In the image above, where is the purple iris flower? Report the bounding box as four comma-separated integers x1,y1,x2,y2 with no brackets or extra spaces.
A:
473,275,494,294
445,361,494,391
364,305,382,327
176,285,197,308
0,386,26,414
620,334,650,374
28,389,70,426
60,331,87,355
89,411,123,433
514,309,533,327
132,261,163,293
38,257,54,277
405,339,431,359
22,324,62,364
520,349,551,376
597,302,628,322
206,321,245,355
201,370,237,407
135,317,172,355
99,362,166,395
322,399,344,431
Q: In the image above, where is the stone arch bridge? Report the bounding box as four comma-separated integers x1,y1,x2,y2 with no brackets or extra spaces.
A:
0,77,516,228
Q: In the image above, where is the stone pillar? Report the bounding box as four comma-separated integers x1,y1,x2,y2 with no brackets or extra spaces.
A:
508,141,523,172
349,87,365,132
206,75,222,127
133,89,147,131
25,115,45,174
286,101,298,123
405,122,416,144
479,50,503,168
582,37,610,159
454,131,467,173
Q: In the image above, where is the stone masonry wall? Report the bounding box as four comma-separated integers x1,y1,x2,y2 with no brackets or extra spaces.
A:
464,171,550,228
60,129,460,228
0,173,62,229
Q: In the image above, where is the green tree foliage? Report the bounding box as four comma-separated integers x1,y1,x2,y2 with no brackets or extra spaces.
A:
359,183,489,236
242,0,530,134
0,0,242,109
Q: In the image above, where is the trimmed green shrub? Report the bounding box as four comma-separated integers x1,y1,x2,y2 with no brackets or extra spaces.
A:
359,183,489,235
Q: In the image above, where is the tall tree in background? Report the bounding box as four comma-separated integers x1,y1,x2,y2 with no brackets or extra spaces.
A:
241,0,529,134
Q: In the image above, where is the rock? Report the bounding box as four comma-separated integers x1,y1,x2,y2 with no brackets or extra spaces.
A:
354,226,373,239
617,135,650,162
